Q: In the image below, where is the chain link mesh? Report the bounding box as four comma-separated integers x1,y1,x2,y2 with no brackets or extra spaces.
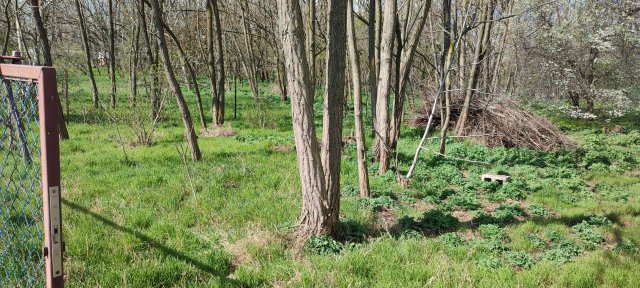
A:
0,75,45,287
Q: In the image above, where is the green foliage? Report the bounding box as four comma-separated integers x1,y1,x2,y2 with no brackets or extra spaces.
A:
447,192,481,211
341,185,359,197
541,240,583,264
528,203,549,217
305,236,343,255
505,251,535,269
478,224,509,242
440,233,467,247
358,196,399,212
572,221,606,249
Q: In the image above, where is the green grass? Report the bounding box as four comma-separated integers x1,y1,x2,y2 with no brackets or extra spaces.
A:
46,69,640,287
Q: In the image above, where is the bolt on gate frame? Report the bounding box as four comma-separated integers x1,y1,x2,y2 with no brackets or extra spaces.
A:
1,52,64,288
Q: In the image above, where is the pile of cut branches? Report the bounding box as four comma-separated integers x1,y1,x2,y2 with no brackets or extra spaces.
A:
411,100,576,151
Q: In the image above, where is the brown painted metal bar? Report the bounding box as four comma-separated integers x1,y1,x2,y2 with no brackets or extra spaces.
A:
38,66,64,288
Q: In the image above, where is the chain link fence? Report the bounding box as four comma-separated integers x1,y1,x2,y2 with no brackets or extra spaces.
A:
0,75,46,287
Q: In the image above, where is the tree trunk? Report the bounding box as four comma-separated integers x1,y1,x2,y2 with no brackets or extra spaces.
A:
347,0,371,198
321,0,347,233
139,0,160,120
389,0,431,153
211,0,225,126
239,3,260,102
2,1,11,56
129,18,140,107
30,0,69,140
439,0,453,155
374,0,396,174
149,0,201,161
277,0,329,240
455,0,495,135
163,20,207,130
108,0,117,108
74,0,100,109
368,0,377,136
306,0,316,89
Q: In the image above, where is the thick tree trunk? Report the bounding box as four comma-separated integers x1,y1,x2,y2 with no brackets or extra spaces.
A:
321,0,347,233
277,0,329,239
108,0,117,108
139,0,160,120
211,0,225,126
74,0,100,109
347,0,371,198
149,0,201,161
374,0,396,174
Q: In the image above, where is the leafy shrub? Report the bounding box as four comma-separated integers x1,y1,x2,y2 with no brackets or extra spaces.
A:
447,192,482,211
305,236,343,255
588,163,609,172
341,185,358,197
541,240,583,264
526,235,547,249
496,180,530,200
582,150,612,168
478,224,509,242
587,215,613,226
417,209,460,234
481,180,501,193
528,203,549,217
423,195,441,205
492,204,526,223
359,196,398,212
615,239,639,253
478,255,504,269
572,221,606,249
505,251,535,269
440,233,467,247
595,184,630,202
472,211,501,226
545,230,566,242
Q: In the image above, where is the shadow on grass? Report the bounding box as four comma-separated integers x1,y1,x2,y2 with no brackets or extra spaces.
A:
62,199,246,285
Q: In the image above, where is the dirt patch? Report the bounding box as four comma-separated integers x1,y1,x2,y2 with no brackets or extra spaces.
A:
375,208,398,234
201,124,235,138
480,199,500,212
452,210,474,223
272,144,294,152
221,226,281,267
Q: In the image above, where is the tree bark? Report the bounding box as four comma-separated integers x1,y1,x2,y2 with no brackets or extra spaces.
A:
163,20,207,130
2,1,11,56
374,0,396,174
321,0,347,233
74,0,100,109
306,0,316,89
108,0,117,108
368,0,377,136
139,0,160,120
389,0,431,153
277,0,329,239
149,0,201,161
347,0,371,198
211,0,225,126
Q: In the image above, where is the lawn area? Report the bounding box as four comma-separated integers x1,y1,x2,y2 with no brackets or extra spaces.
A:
59,70,640,287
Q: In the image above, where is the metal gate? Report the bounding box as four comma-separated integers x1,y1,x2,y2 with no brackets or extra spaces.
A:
0,53,64,288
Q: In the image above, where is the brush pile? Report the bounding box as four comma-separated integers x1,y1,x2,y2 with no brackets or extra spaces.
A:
411,99,576,151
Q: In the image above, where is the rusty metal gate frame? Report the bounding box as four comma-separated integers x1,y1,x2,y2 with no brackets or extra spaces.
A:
0,56,64,288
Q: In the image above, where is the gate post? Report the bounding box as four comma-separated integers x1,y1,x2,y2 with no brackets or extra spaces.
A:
38,66,64,288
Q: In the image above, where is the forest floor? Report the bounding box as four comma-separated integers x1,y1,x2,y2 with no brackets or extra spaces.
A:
60,71,640,287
